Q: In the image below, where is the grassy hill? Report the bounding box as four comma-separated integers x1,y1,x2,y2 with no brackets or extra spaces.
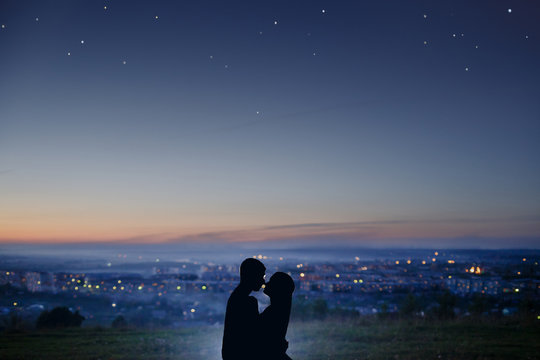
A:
1,318,539,360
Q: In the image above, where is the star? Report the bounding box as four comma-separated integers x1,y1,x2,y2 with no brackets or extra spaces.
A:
155,16,159,20
35,17,39,22
209,55,213,59
224,64,229,69
465,67,469,71
256,111,260,115
423,40,428,45
274,20,278,25
525,35,529,39
322,9,326,14
507,9,512,13
313,52,317,56
122,60,127,65
1,24,5,29
104,6,107,10
67,52,71,56
452,34,456,38
423,14,427,19
81,40,85,44
475,45,479,49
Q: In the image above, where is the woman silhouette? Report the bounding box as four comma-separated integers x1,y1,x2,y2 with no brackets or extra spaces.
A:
260,272,295,360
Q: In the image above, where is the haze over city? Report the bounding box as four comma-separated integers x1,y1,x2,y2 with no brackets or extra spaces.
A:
1,0,539,248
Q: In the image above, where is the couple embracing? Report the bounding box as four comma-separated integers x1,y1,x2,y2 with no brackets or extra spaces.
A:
222,258,295,360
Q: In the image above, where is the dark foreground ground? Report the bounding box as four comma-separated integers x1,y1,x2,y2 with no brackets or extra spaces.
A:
1,318,539,360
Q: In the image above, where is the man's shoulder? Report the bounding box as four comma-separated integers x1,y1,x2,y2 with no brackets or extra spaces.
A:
247,295,258,305
227,291,258,307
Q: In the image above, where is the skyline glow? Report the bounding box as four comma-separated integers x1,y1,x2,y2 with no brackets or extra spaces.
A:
1,1,539,246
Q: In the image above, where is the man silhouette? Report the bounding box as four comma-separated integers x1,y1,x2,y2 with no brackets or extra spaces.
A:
222,258,266,360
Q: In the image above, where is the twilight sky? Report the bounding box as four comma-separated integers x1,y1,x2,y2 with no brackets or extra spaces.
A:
1,0,539,247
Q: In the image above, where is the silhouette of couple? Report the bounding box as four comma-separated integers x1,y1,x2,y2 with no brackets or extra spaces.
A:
222,258,295,360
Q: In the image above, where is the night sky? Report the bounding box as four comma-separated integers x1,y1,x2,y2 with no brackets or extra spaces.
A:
1,0,539,247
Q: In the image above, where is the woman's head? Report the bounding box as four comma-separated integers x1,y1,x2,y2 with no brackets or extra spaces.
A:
263,272,295,299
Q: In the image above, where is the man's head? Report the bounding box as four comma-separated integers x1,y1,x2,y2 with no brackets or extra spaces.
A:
240,258,266,291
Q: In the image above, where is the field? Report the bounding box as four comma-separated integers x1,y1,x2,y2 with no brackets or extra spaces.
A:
1,318,539,360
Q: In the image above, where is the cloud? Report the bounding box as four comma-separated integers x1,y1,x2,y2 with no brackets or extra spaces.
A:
163,216,540,247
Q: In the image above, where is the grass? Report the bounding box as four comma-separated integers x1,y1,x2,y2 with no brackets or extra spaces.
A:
1,318,539,360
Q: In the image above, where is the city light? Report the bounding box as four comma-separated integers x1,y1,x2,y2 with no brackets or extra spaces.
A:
2,249,534,330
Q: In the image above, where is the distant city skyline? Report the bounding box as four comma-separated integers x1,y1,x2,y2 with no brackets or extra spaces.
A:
1,1,539,247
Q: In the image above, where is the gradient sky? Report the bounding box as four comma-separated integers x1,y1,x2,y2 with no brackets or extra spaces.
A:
1,0,539,247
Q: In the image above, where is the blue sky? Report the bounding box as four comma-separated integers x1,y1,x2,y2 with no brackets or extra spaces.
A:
0,0,539,246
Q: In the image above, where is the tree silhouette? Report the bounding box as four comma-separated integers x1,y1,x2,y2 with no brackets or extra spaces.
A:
36,307,85,329
112,315,127,329
434,290,456,319
400,293,419,317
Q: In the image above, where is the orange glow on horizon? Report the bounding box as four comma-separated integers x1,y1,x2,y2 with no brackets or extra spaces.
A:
1,216,539,244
